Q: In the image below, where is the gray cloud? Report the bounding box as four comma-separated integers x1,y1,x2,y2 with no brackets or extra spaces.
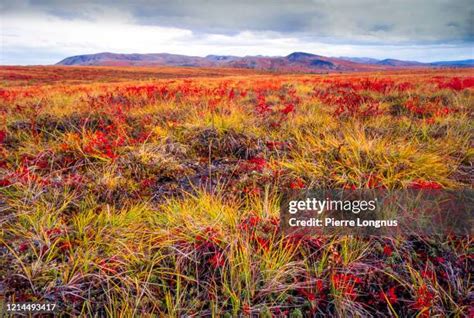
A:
1,0,473,64
2,0,473,44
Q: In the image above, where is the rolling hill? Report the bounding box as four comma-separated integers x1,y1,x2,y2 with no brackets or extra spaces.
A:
56,52,473,72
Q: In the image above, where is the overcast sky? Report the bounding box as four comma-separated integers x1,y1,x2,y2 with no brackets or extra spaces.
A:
1,0,473,65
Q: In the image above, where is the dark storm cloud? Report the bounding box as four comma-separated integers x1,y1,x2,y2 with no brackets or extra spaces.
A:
3,0,473,44
131,1,323,35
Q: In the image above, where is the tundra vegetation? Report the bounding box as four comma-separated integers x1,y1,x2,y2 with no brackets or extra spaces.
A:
0,66,472,317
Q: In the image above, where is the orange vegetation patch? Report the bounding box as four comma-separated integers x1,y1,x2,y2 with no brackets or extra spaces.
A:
0,65,265,87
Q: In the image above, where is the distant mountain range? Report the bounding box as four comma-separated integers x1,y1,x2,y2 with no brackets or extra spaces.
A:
338,56,474,67
56,52,474,72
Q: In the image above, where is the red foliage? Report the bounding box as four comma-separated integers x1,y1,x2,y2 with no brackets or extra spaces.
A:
209,252,225,269
413,285,434,314
289,177,305,189
366,174,384,189
59,241,72,251
409,179,443,189
379,287,398,304
0,130,6,143
241,157,267,172
140,178,155,188
314,86,381,117
18,242,29,253
97,256,121,274
253,235,270,251
256,93,271,115
238,214,261,232
45,228,62,238
383,245,393,257
331,273,361,300
281,103,295,115
195,227,222,251
0,179,12,187
437,77,474,91
242,304,251,315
